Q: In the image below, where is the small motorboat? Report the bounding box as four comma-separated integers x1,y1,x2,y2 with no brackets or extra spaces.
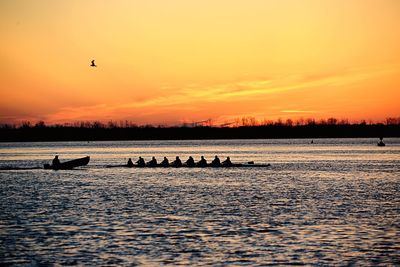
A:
44,156,90,170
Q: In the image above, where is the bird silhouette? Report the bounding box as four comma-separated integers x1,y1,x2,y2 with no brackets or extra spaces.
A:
90,60,97,67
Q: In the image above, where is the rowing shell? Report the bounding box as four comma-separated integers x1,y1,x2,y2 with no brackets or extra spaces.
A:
106,163,271,168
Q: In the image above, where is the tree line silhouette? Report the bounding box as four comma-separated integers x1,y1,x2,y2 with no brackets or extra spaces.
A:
0,117,399,142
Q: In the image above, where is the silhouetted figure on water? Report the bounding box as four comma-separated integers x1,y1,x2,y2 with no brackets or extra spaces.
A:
52,155,60,167
147,157,157,167
161,157,169,167
127,158,134,167
172,156,182,167
136,156,145,167
222,157,232,166
185,156,195,167
196,156,207,167
311,140,314,144
377,137,385,147
90,60,97,67
211,155,221,167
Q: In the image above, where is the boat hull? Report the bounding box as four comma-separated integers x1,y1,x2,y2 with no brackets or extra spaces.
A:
106,163,270,168
44,156,90,170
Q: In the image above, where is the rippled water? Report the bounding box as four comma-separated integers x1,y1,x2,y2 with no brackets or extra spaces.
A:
1,138,399,266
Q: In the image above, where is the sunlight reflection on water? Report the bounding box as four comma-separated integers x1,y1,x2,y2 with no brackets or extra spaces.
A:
0,138,399,265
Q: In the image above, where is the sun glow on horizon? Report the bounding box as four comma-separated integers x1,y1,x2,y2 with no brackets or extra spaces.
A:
1,0,399,125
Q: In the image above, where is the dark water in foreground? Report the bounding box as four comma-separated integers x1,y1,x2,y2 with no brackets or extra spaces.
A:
0,139,399,266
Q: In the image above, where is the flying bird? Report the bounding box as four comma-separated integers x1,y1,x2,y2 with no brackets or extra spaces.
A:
90,60,97,67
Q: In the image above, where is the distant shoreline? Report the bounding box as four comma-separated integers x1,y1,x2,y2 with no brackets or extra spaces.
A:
1,124,399,142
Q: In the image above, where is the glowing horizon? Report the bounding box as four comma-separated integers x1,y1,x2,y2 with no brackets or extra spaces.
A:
1,0,399,125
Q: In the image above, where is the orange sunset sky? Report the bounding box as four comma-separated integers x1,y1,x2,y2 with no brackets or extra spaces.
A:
1,0,399,125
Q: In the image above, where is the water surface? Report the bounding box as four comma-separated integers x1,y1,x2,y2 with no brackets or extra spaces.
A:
1,138,399,266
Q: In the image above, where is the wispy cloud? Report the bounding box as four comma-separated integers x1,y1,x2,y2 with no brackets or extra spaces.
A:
281,110,319,114
44,63,400,124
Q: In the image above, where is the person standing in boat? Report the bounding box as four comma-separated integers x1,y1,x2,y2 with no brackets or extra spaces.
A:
172,156,182,167
52,155,61,167
136,156,145,167
211,155,221,167
127,158,134,167
377,137,385,146
147,156,157,167
185,156,195,167
161,157,169,167
196,156,207,167
222,156,232,166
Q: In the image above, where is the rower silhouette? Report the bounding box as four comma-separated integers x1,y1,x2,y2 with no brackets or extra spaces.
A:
185,156,195,167
147,157,157,167
136,157,145,167
90,60,97,67
172,156,182,167
196,156,207,167
211,155,221,167
222,157,232,166
161,157,169,167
